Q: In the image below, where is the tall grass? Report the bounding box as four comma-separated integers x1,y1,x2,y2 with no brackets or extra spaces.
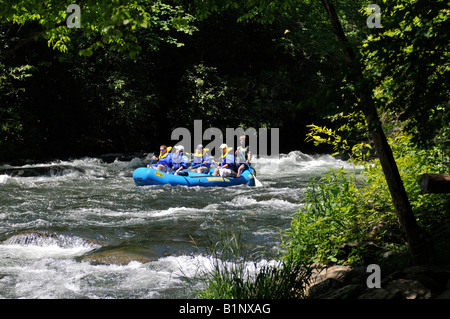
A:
193,232,312,299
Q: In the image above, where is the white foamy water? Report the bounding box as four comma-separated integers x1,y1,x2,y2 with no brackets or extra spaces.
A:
0,151,357,298
1,233,99,259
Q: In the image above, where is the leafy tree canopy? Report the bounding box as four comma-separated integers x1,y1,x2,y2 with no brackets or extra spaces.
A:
0,0,197,58
363,0,449,149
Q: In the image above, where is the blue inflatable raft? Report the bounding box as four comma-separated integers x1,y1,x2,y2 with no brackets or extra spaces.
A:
133,167,257,187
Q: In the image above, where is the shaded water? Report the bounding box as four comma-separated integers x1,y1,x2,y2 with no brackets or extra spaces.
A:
0,151,356,298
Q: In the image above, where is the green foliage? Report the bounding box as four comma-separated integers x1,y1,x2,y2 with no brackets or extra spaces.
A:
284,168,381,265
0,0,375,160
0,64,37,159
305,112,372,162
365,130,449,217
1,0,447,163
190,0,292,23
171,64,233,128
0,0,197,57
362,0,450,148
170,61,299,131
285,128,450,266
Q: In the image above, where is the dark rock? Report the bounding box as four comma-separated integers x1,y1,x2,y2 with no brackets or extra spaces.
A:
316,284,362,299
436,289,450,299
308,264,450,299
308,278,344,298
358,279,432,299
342,266,368,286
0,165,85,177
403,265,450,296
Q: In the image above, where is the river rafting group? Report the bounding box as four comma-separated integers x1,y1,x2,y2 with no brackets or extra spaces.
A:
133,141,262,187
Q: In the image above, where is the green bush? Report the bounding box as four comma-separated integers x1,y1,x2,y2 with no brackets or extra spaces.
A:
284,168,382,265
284,130,450,266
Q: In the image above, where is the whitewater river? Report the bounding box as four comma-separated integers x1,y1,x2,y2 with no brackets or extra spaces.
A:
0,151,355,299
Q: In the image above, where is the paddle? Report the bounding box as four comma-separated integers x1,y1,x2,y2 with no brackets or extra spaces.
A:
147,158,154,168
252,168,263,187
238,148,262,187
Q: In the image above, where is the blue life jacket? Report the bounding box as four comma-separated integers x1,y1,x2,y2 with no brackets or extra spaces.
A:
192,150,211,168
172,152,189,170
235,146,249,165
221,152,235,169
153,149,172,168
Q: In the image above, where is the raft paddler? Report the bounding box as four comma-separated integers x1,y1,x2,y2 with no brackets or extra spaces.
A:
213,144,236,177
189,144,211,174
148,145,172,172
171,145,190,175
235,135,251,178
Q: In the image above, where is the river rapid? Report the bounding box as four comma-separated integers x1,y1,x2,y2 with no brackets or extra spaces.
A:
0,151,355,299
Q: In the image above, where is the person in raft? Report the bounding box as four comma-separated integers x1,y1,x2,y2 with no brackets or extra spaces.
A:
171,145,190,175
189,144,212,174
213,144,236,177
148,145,172,172
235,135,251,178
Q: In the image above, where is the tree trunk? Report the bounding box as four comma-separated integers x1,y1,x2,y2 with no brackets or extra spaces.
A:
320,0,435,265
